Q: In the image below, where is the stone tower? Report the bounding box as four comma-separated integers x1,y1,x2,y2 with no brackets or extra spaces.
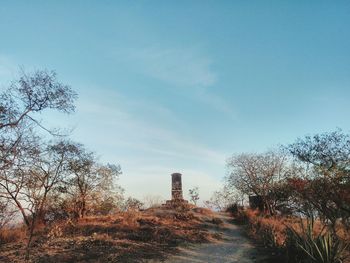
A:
171,173,183,200
164,172,188,207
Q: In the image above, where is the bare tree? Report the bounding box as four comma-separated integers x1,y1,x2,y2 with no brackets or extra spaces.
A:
205,186,244,211
0,70,77,213
123,197,144,211
226,150,290,215
0,70,77,258
66,146,123,218
20,141,77,257
91,164,123,215
0,70,76,130
142,194,164,209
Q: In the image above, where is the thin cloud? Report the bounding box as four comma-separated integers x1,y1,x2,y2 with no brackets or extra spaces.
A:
128,47,217,88
75,93,227,166
121,46,236,118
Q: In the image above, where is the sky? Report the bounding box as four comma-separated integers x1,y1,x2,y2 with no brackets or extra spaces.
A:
0,1,350,203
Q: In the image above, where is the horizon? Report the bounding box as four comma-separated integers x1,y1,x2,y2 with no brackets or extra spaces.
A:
1,1,350,203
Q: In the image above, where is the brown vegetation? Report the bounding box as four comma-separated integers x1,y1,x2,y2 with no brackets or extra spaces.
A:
233,209,350,262
222,130,350,262
0,206,223,262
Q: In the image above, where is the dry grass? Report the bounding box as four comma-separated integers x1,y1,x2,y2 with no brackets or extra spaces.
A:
0,226,26,244
0,207,223,262
233,209,350,262
235,209,331,246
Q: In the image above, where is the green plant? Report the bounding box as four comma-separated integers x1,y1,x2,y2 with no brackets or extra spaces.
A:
285,219,348,263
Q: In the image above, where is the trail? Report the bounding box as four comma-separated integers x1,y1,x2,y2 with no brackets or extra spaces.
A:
148,213,265,263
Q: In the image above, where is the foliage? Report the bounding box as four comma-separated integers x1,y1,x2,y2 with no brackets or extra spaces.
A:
286,219,348,263
288,130,350,231
188,186,200,205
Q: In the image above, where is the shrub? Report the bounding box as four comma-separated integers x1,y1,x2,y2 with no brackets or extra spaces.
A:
285,219,348,263
225,203,239,215
0,226,26,244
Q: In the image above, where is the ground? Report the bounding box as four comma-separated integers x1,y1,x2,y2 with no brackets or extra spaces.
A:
0,207,270,262
149,213,269,263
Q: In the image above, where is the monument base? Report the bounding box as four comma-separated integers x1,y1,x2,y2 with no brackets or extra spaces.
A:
163,199,189,208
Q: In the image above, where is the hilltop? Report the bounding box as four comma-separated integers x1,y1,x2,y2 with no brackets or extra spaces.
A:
0,206,261,262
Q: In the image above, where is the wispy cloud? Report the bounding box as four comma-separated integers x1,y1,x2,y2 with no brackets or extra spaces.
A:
196,88,237,118
71,94,226,201
120,46,236,118
128,47,217,88
76,92,226,165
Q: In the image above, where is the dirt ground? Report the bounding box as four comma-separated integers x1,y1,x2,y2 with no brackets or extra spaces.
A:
0,208,271,262
147,213,270,263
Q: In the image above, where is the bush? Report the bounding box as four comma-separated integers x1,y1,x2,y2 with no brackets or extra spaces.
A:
225,203,239,215
123,197,144,211
285,220,348,263
0,226,26,244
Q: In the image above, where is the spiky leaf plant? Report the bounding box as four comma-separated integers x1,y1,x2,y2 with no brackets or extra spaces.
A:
285,219,348,263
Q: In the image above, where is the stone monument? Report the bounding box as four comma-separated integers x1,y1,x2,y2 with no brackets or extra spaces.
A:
164,172,188,207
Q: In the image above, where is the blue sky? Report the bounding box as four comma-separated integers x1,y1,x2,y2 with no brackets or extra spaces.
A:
1,1,350,202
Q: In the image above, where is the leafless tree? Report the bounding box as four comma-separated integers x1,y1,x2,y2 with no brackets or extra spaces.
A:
142,194,164,209
90,163,123,215
205,185,243,211
66,146,123,218
0,70,77,258
226,150,290,215
0,69,76,130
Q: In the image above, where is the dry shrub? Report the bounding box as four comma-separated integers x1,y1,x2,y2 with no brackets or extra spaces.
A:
121,210,140,228
0,207,224,262
47,224,63,239
192,207,214,216
78,215,114,224
0,226,26,244
234,208,259,225
235,209,350,263
236,209,290,247
252,218,283,247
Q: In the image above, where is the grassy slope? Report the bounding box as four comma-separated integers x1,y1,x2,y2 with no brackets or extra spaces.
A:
0,207,223,263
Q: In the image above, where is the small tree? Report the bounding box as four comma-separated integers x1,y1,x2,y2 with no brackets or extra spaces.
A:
23,140,79,257
123,197,144,211
142,195,164,209
66,145,123,218
90,164,123,215
188,186,200,206
206,186,244,211
226,150,291,215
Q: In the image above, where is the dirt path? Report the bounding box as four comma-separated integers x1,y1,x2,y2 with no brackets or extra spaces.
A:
148,213,265,263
